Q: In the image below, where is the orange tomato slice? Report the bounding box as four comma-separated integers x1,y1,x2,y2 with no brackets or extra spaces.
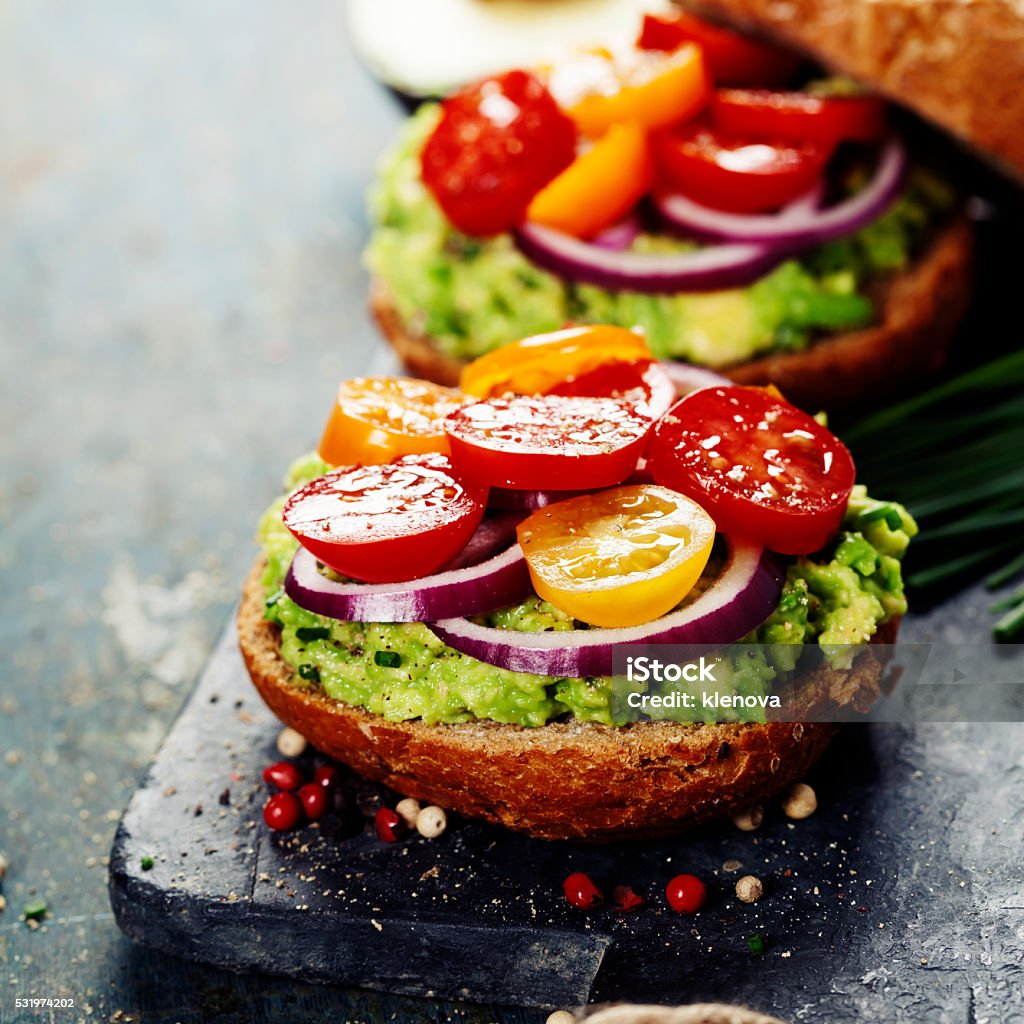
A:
526,122,653,239
317,377,465,466
516,484,716,627
550,44,710,139
459,325,652,399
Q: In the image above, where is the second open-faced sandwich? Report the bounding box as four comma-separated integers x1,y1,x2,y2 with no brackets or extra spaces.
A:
364,5,979,411
239,328,916,840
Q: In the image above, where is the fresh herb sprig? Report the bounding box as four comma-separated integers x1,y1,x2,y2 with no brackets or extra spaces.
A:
843,349,1024,639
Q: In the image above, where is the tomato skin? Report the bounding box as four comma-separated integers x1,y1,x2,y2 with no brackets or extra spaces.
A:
712,89,887,145
647,386,855,555
445,394,651,491
317,377,465,467
282,454,486,582
654,121,832,213
637,12,800,88
526,121,653,239
517,484,716,628
547,359,676,423
460,324,652,399
420,70,577,237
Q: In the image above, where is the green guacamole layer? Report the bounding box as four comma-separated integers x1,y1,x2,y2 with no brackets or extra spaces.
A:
259,454,916,728
365,105,954,366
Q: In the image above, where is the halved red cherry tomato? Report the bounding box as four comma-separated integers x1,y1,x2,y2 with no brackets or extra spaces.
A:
445,394,651,491
318,377,465,467
517,484,715,627
712,89,887,145
647,386,855,555
420,70,577,237
548,359,676,422
637,12,800,88
282,453,486,582
460,324,652,399
654,121,832,213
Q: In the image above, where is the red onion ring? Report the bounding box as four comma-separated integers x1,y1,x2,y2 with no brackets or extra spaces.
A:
284,513,530,622
660,362,731,396
654,138,906,248
489,487,593,511
428,537,784,677
591,214,641,251
514,222,781,294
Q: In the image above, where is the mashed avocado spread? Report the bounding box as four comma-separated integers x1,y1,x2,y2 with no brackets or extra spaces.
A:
365,105,953,366
258,454,916,728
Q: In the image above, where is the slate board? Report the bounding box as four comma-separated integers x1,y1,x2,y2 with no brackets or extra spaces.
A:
109,592,1024,1018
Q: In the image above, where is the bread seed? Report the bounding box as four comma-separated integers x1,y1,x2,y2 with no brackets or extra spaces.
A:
732,805,763,832
276,727,308,758
395,797,421,828
735,875,764,903
416,805,447,839
782,782,817,819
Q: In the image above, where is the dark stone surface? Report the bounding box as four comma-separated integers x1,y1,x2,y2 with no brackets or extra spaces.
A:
107,614,1024,1020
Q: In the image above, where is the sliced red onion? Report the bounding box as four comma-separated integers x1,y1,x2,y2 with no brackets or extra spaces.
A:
428,537,783,678
591,214,641,252
655,138,906,248
284,514,530,623
660,362,731,396
514,222,781,294
489,486,594,511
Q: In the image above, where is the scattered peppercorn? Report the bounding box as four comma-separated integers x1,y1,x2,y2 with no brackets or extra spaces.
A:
747,932,766,955
546,1012,575,1024
666,874,706,914
395,797,422,828
140,856,155,872
611,885,644,912
735,875,763,904
22,899,47,922
732,805,764,831
375,807,402,843
313,764,339,790
782,782,817,820
276,726,308,758
563,872,603,910
262,761,303,792
416,805,447,839
263,792,303,831
298,783,328,821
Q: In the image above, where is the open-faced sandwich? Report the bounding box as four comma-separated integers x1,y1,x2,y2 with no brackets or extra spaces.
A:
239,328,916,840
364,4,976,411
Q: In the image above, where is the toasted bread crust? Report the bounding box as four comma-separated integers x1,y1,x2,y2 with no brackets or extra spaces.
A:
687,0,1024,182
371,215,973,410
239,560,897,840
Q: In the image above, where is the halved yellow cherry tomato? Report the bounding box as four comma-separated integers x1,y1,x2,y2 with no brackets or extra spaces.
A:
516,484,716,628
317,377,465,466
459,325,652,399
550,44,710,139
527,122,653,239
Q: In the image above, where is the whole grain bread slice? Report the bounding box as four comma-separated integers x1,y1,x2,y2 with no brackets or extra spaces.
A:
239,559,898,841
370,215,972,411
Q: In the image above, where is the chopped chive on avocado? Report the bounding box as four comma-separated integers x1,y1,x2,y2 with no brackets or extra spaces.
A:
993,600,1024,643
374,650,402,669
747,932,766,955
857,503,899,528
264,590,283,609
298,664,321,683
296,626,331,643
22,899,47,921
140,855,155,871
